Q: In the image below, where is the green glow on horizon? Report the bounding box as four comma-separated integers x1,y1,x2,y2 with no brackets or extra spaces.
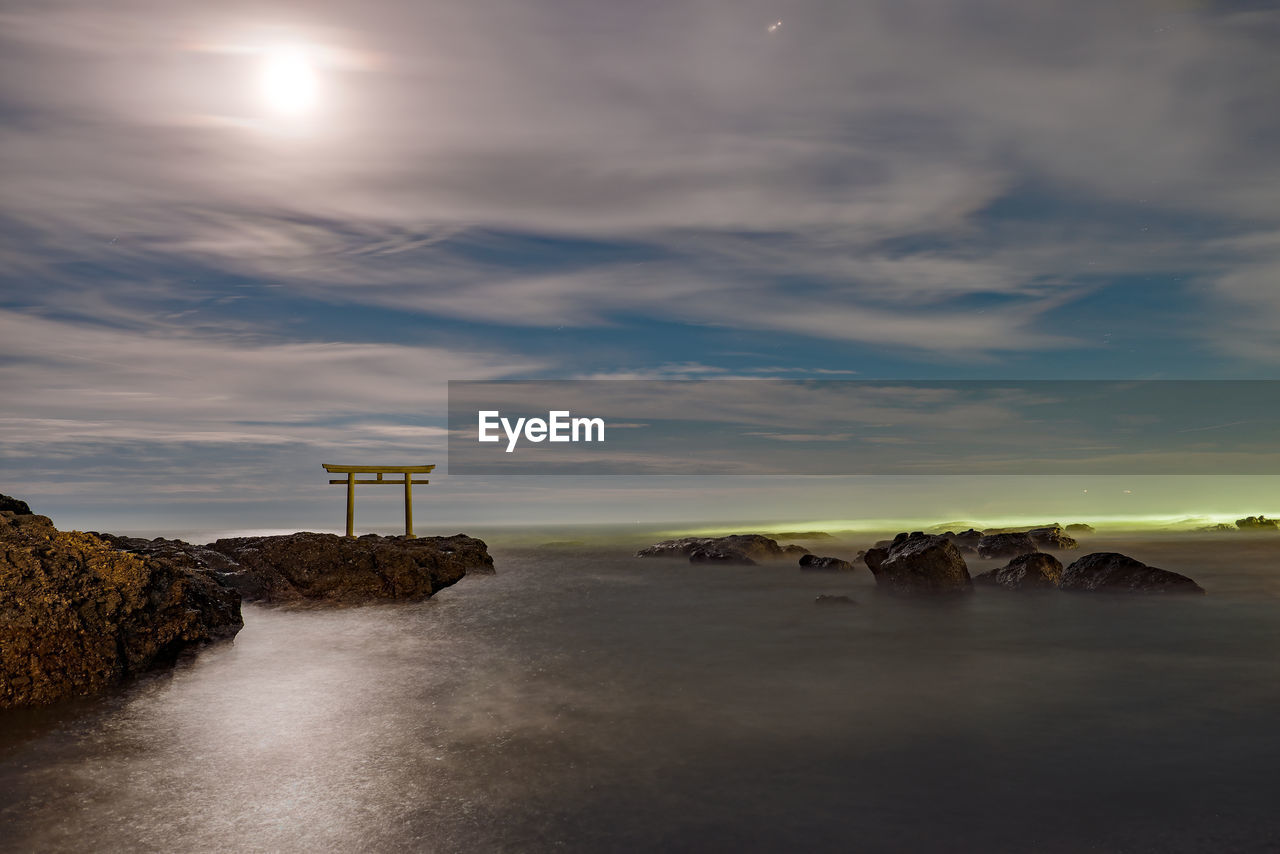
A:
664,511,1279,539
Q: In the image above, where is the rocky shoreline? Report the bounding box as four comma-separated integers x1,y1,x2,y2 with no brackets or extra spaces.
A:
1,495,495,710
638,522,1208,597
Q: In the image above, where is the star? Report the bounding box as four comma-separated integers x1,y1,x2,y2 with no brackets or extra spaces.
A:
767,20,782,33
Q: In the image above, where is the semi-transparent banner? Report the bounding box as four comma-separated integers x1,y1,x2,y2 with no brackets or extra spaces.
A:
446,380,1280,475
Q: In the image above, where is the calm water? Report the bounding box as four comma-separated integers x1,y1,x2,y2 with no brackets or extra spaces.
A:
2,535,1279,853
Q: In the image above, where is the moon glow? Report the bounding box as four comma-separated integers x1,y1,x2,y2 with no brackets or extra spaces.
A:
258,47,319,117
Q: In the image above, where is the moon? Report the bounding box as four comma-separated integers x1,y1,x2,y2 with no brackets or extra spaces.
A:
257,46,319,117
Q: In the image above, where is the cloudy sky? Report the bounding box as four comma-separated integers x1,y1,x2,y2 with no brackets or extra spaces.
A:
2,0,1278,535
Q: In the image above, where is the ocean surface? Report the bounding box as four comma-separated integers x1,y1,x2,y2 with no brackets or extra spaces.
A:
2,533,1279,853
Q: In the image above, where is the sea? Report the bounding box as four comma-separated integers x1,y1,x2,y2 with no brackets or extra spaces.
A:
2,531,1278,853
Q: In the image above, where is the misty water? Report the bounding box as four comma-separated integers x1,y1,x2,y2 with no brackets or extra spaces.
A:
2,534,1279,853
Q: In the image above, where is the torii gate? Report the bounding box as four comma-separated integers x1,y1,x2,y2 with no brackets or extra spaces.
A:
323,464,435,538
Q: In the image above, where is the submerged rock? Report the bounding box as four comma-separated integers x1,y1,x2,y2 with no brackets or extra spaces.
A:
973,552,1063,590
1025,525,1079,551
814,594,855,606
861,533,972,596
1,511,242,709
637,534,801,565
976,532,1037,560
798,554,857,572
203,532,494,604
1060,552,1205,594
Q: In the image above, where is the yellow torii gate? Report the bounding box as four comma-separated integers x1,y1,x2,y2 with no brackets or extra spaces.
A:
322,464,435,538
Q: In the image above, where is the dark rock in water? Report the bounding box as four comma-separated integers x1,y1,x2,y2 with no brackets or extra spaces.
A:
814,594,855,606
0,493,32,515
782,544,811,557
1064,523,1095,534
1,511,242,710
976,532,1037,560
943,528,984,549
799,554,856,572
1196,523,1237,533
775,531,834,540
1235,515,1278,531
861,533,972,596
637,534,794,564
1025,524,1079,551
689,548,756,566
1060,552,1205,594
974,552,1063,590
204,532,494,604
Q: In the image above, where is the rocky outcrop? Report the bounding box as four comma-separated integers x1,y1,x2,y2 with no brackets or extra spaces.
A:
775,531,834,541
1060,552,1205,594
637,534,804,565
799,554,857,572
102,532,493,605
1,512,242,709
1236,515,1278,531
197,532,493,604
1064,523,1095,534
0,493,32,515
861,533,972,595
974,552,1063,590
1025,525,1079,551
942,529,984,552
690,548,756,565
976,532,1037,560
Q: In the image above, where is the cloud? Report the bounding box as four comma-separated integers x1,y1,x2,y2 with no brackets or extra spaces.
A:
2,0,1278,362
0,309,541,456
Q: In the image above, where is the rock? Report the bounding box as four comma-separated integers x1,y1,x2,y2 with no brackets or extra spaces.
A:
943,528,984,549
1196,523,1237,533
689,548,756,565
814,594,855,606
1025,524,1079,551
799,554,857,572
1,511,242,709
637,534,795,564
774,531,834,540
0,493,32,515
1235,515,1279,531
1064,523,1095,534
782,544,812,557
974,552,1063,590
204,532,494,604
976,532,1037,560
861,533,972,595
1060,552,1205,594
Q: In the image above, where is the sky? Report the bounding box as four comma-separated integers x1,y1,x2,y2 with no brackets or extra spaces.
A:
1,0,1278,536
